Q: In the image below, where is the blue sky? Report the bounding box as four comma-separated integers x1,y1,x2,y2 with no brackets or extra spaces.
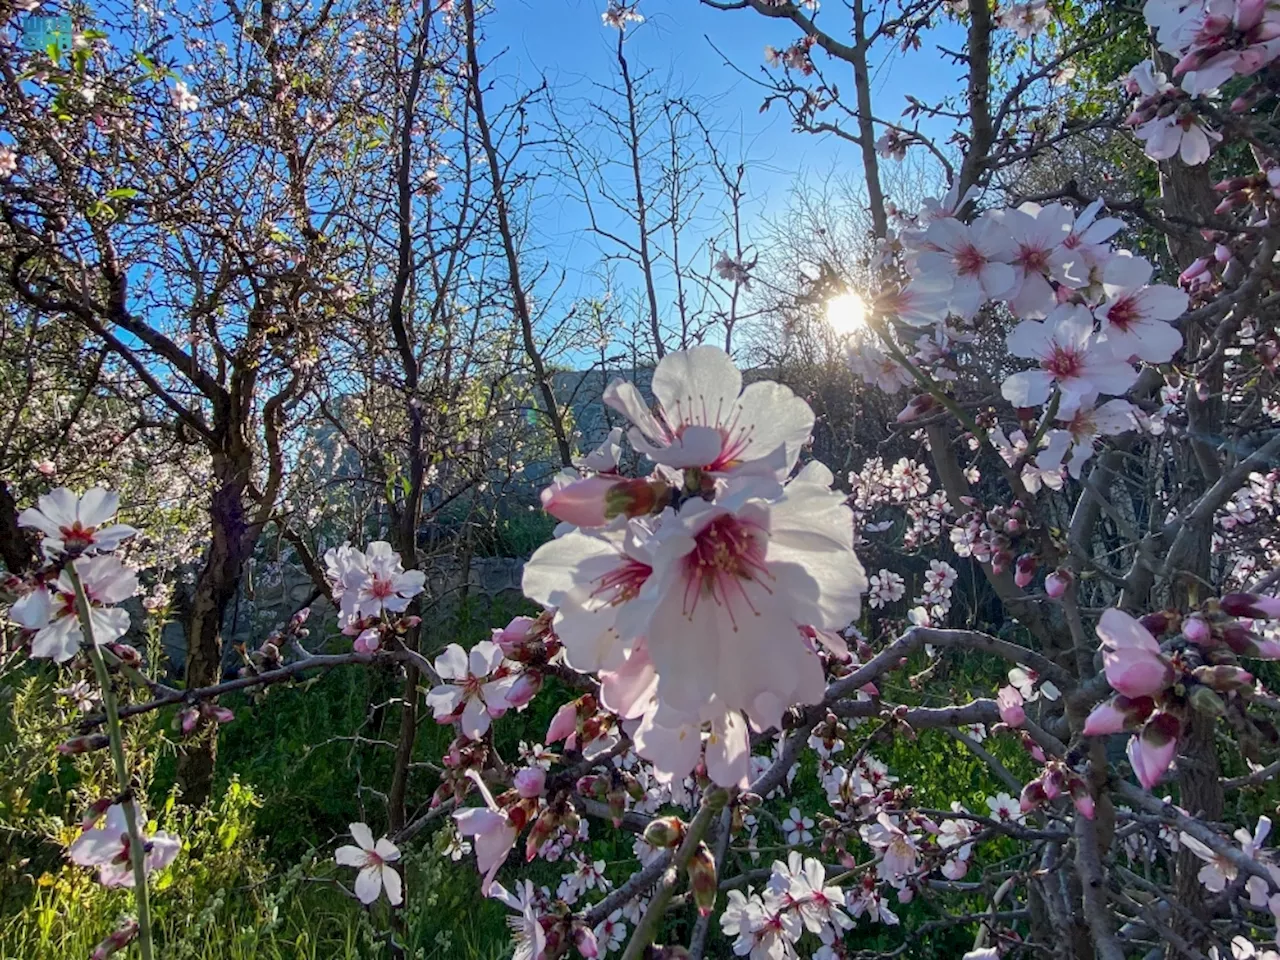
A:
482,1,967,315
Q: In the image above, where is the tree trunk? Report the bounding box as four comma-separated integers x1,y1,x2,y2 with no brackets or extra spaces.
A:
176,454,252,806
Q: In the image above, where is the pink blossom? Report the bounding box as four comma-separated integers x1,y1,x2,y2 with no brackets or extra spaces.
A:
69,802,180,888
424,641,516,739
1002,304,1139,413
1097,607,1175,698
1128,711,1181,789
997,685,1026,727
18,487,137,558
602,345,814,479
513,766,546,799
10,555,137,663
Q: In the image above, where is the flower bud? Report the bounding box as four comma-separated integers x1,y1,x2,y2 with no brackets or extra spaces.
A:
687,841,718,917
1045,568,1071,599
1138,611,1173,638
493,615,541,656
1221,592,1280,620
81,796,113,830
1019,778,1047,813
572,922,599,959
91,920,139,960
896,394,938,423
540,473,618,527
58,734,109,755
1014,553,1037,588
545,701,579,744
526,807,559,862
643,816,685,849
504,670,543,709
1192,664,1253,692
606,785,627,828
1183,613,1212,646
514,766,547,799
109,643,141,666
1189,685,1226,717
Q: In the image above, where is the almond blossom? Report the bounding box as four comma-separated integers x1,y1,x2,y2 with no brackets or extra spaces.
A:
10,555,137,662
335,822,402,906
860,812,921,882
1037,398,1138,478
1097,607,1174,698
425,641,517,739
602,344,814,479
626,462,865,732
1000,0,1051,37
1096,252,1187,362
325,541,425,625
18,487,137,558
916,215,1018,318
1002,303,1138,412
69,803,180,888
998,202,1073,319
522,519,657,672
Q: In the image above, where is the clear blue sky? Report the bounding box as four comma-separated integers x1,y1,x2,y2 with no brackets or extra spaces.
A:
483,0,966,315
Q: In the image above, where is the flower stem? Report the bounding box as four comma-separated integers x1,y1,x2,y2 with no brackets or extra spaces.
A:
618,789,729,960
66,562,155,960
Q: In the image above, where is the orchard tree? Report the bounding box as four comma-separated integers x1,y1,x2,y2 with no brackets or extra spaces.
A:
10,2,1280,960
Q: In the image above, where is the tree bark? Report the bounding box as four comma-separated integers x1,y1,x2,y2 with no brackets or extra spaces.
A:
177,451,253,805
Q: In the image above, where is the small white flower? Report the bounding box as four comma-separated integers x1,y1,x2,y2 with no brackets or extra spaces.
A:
335,822,402,905
781,806,815,845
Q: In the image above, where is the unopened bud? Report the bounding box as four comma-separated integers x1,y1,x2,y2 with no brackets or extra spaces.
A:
1045,568,1071,599
504,670,543,708
1014,553,1037,588
686,841,718,917
58,734,110,755
896,394,937,423
643,816,685,849
91,919,139,960
514,766,547,799
607,786,626,828
108,643,141,666
1189,685,1226,717
1193,664,1253,692
1221,592,1280,620
1183,613,1212,645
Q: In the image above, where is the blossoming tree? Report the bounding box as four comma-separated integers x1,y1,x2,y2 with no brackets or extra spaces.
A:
10,1,1280,959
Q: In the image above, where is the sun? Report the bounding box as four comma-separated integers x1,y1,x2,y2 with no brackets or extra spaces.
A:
825,291,867,337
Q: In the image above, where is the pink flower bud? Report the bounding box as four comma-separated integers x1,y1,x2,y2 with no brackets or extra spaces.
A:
354,628,382,654
58,734,109,755
996,685,1026,728
81,797,113,830
179,707,199,735
572,923,599,959
1019,779,1047,813
208,705,235,725
504,670,542,709
34,460,55,476
1183,613,1211,645
1129,711,1180,790
1069,780,1095,819
1045,569,1071,599
1179,257,1211,287
514,765,546,798
540,474,619,527
1083,694,1154,736
91,920,139,960
1222,592,1280,620
545,701,578,744
1014,553,1037,588
896,394,938,423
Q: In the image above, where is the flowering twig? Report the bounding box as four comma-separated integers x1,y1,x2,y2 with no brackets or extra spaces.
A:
67,562,154,960
618,789,729,960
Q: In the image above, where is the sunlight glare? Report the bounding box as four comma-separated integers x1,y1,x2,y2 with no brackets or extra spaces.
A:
825,291,867,337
